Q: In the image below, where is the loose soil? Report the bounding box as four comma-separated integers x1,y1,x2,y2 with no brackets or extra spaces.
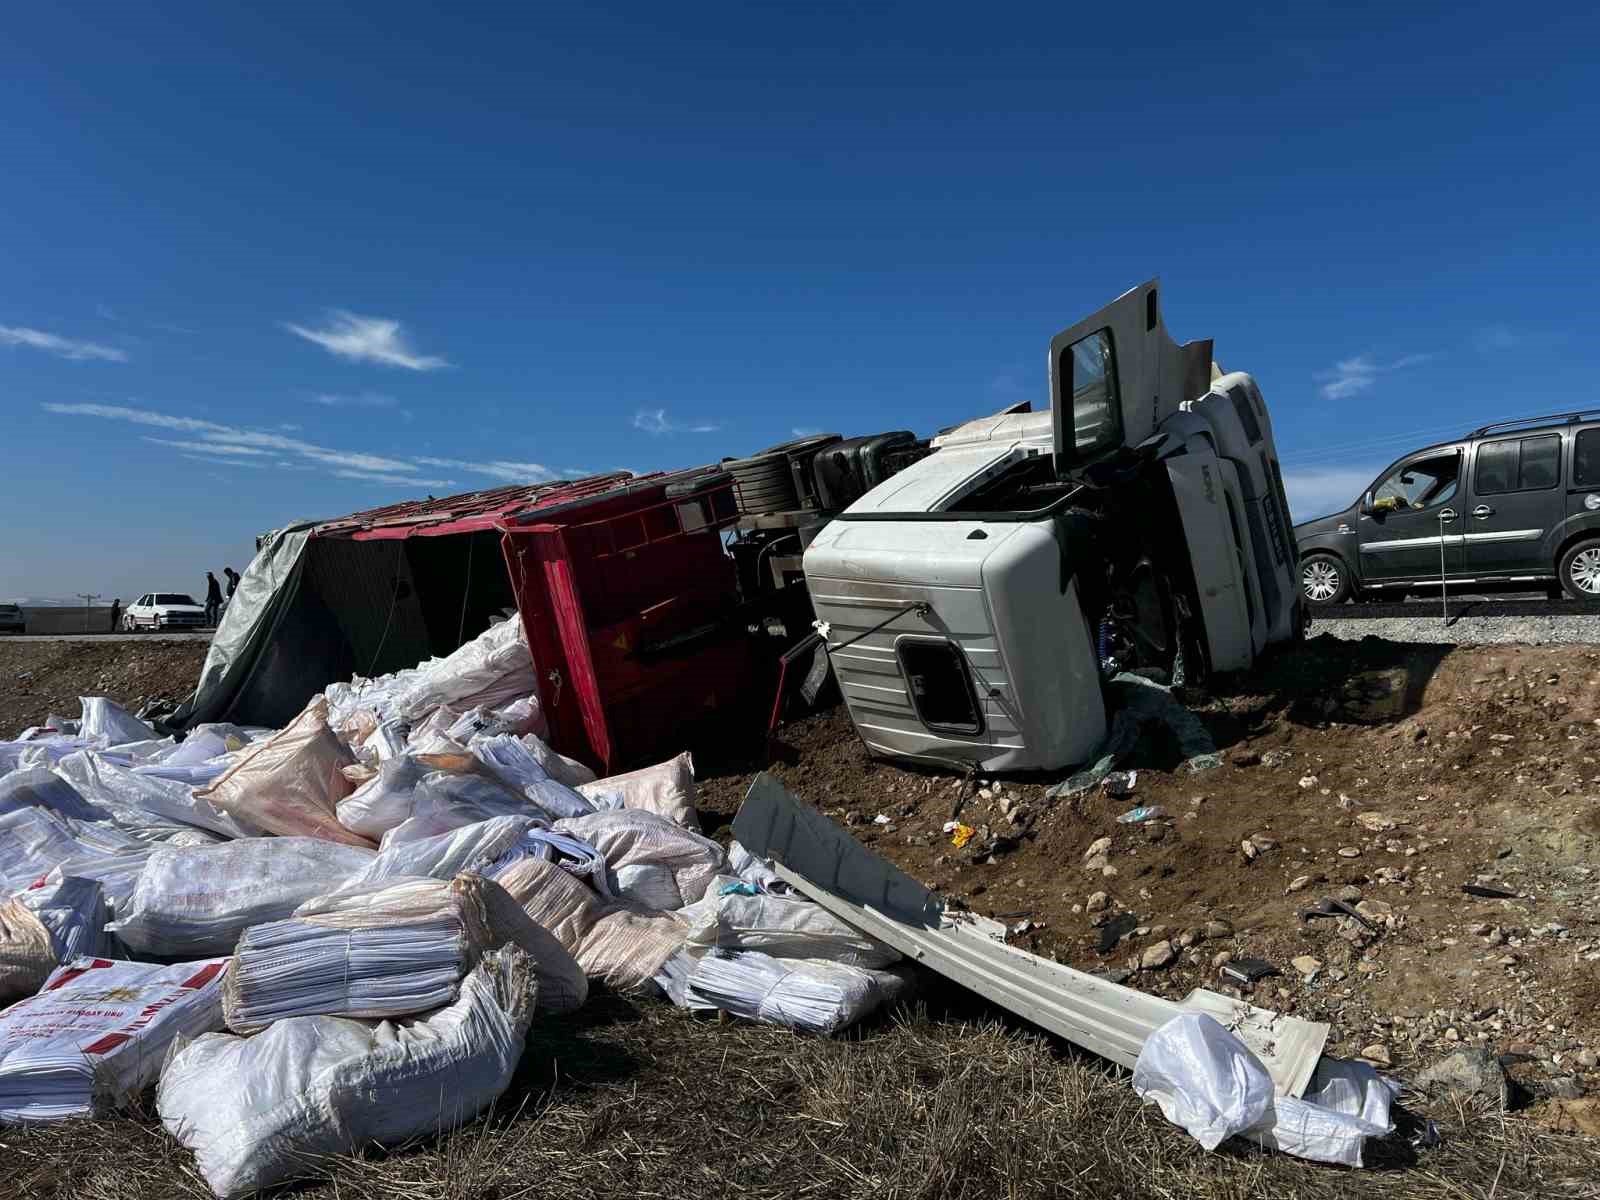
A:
698,633,1600,1096
0,640,210,739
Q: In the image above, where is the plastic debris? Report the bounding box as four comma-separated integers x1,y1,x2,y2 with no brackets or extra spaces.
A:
1116,803,1166,823
1048,673,1221,799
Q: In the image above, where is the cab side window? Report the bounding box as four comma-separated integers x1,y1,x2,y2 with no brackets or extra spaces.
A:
1575,428,1600,488
1372,451,1459,513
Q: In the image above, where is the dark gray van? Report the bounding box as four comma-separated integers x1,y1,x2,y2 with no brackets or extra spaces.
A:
1293,411,1600,602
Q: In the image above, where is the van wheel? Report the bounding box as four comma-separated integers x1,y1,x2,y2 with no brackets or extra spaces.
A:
1559,538,1600,599
1300,554,1351,604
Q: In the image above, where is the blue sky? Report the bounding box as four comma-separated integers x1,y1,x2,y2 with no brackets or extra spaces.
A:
4,2,1597,602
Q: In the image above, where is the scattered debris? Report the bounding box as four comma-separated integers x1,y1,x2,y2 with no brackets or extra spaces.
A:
1220,957,1279,986
1116,804,1166,824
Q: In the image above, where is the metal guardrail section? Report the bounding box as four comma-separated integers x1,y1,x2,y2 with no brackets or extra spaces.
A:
733,773,1327,1097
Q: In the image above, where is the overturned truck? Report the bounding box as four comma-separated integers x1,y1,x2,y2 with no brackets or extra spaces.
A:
805,281,1302,771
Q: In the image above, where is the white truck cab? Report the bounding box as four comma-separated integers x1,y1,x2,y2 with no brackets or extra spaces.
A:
803,281,1300,771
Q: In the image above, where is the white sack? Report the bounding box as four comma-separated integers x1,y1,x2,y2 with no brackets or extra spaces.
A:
335,751,470,840
1134,1014,1397,1166
576,752,698,830
685,950,914,1034
159,947,536,1199
0,878,109,1003
685,892,900,968
111,838,375,957
554,809,725,909
55,750,258,840
43,850,154,917
378,770,551,847
196,696,372,848
469,733,596,818
0,955,229,1123
78,697,157,747
0,768,103,822
612,863,683,911
0,808,88,893
338,815,542,891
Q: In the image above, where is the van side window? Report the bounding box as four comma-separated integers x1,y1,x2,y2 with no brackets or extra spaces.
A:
1372,451,1459,512
1474,441,1518,495
1518,435,1560,489
1575,428,1600,488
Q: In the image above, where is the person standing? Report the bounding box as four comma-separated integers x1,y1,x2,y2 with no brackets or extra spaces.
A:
204,571,223,627
224,566,240,599
109,597,121,632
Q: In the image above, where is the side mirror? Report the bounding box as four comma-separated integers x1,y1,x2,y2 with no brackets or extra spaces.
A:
1359,491,1375,516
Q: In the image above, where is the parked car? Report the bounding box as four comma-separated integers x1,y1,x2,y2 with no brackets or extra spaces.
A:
123,592,208,631
1294,411,1600,602
0,603,24,634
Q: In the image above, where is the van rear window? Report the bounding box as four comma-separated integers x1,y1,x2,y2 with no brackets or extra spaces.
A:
1576,428,1600,488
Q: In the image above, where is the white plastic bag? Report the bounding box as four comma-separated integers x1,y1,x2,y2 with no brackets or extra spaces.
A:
576,752,698,830
1248,1058,1398,1167
685,892,900,967
111,838,376,957
159,947,535,1198
0,955,229,1123
0,808,89,893
1132,1014,1275,1151
55,750,259,840
0,768,103,822
469,733,595,818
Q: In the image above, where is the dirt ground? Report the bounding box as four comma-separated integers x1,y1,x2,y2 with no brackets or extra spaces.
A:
6,632,1600,1196
697,633,1600,1101
0,640,210,739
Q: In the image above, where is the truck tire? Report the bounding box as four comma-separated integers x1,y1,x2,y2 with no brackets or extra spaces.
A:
1300,554,1351,604
1559,537,1600,600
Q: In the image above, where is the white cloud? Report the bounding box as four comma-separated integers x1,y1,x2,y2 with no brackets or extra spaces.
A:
285,311,447,370
309,392,399,408
335,470,457,487
791,426,824,437
1316,353,1433,400
634,408,721,435
43,402,576,491
413,455,554,483
0,325,128,362
1280,465,1381,520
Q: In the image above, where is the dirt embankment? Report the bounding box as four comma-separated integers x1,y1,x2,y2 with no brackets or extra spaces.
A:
0,640,211,738
698,635,1600,1098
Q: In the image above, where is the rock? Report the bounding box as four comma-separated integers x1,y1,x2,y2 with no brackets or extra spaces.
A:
1177,928,1200,949
1241,839,1259,861
1140,941,1177,970
1467,922,1491,936
1535,1098,1600,1136
1548,1076,1584,1101
1204,919,1234,940
1102,865,1119,878
1083,836,1112,861
1298,775,1319,789
1286,874,1312,893
1444,1027,1461,1042
1250,836,1278,851
1355,899,1393,920
1291,954,1323,978
1212,951,1233,969
1337,885,1363,903
1356,812,1398,832
1413,1048,1512,1111
1260,749,1291,767
1577,1049,1598,1069
1497,954,1519,967
1337,846,1362,858
1232,750,1261,767
1085,890,1110,913
1359,1044,1393,1068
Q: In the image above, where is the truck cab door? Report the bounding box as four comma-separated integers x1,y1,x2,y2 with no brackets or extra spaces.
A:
1357,448,1465,585
1463,432,1564,579
1048,280,1214,471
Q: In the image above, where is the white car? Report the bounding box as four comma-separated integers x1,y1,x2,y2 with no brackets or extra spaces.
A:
124,592,208,631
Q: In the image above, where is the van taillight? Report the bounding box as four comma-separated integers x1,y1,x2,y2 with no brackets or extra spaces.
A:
897,638,984,735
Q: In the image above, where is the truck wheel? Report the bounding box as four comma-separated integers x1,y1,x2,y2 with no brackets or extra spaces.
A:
1300,554,1351,604
1559,538,1600,600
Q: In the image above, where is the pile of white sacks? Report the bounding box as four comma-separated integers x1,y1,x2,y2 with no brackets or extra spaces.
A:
0,616,909,1197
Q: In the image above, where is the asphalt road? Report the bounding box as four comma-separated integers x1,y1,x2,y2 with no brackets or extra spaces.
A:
1,632,213,643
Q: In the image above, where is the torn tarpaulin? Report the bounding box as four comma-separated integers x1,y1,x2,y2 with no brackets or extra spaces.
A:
1047,672,1221,799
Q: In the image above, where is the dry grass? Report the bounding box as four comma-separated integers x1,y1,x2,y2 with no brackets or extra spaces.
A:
6,987,1598,1200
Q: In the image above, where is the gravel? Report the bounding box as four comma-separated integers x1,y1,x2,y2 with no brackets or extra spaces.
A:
1312,613,1600,645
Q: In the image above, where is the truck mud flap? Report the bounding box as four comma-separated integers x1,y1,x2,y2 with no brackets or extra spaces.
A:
733,772,1327,1097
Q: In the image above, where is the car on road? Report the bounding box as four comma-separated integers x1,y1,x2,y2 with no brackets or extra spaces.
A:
123,592,208,631
0,603,23,634
1294,410,1600,603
